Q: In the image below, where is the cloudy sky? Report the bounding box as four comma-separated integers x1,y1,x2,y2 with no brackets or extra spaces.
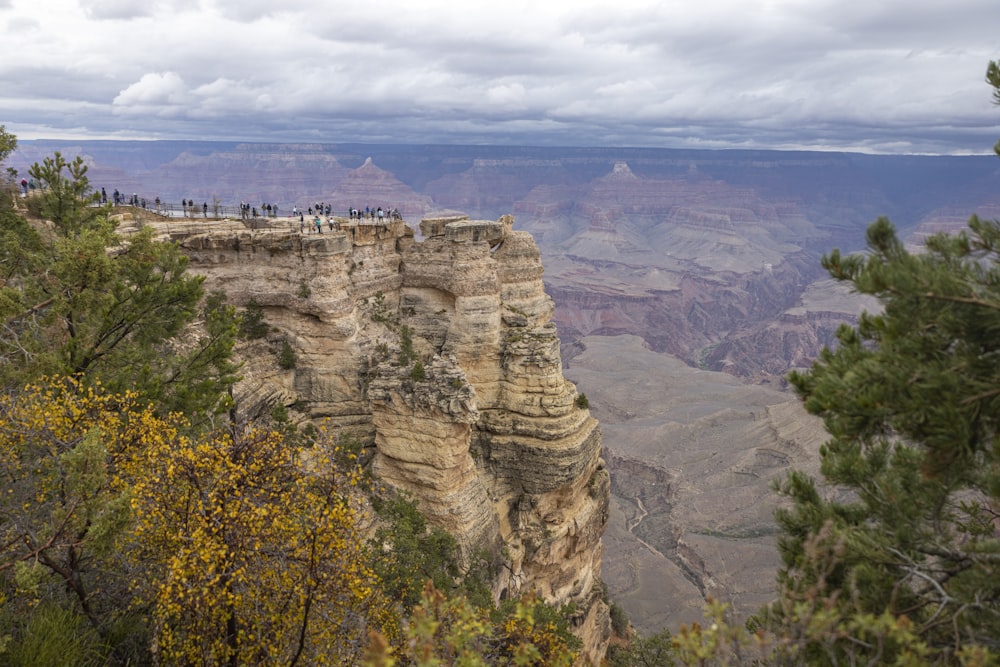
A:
2,0,999,154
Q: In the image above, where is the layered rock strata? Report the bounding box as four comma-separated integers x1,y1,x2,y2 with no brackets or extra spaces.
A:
170,214,611,663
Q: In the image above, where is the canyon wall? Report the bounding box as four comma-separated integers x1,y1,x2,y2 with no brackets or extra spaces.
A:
56,141,1000,643
162,214,611,662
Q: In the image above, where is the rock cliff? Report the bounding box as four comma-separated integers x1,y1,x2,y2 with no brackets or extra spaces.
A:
159,214,611,662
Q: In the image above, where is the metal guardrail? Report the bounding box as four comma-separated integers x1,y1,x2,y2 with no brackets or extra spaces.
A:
110,200,402,224
111,201,282,220
108,199,405,234
21,187,402,226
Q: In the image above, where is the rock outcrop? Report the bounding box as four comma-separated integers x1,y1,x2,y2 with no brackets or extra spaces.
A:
165,213,611,663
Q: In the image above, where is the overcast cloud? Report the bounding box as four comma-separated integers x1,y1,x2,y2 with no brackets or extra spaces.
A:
2,0,999,153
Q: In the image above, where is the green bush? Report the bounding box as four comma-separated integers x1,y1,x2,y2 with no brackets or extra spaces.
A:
2,603,105,667
606,630,677,667
239,300,269,339
399,325,416,364
369,492,462,613
371,291,393,323
270,402,289,424
609,602,629,636
278,339,297,369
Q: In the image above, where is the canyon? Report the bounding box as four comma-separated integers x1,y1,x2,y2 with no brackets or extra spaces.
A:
11,140,1000,638
138,213,611,661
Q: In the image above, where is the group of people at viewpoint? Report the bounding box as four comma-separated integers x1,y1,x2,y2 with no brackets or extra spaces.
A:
291,203,401,222
239,201,279,219
94,187,404,228
100,187,148,209
100,187,200,216
295,204,403,234
348,206,402,222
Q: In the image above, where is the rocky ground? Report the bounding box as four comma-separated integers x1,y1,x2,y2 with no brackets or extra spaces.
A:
564,335,828,635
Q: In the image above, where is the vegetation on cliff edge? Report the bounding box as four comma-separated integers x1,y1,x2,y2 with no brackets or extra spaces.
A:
0,138,580,665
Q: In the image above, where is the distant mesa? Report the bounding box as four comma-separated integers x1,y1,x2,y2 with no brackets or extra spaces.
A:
609,161,636,179
326,156,434,218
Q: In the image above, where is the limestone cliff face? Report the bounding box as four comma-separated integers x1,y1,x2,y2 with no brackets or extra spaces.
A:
171,214,611,662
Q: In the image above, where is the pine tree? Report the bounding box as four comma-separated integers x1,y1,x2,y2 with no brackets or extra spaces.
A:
760,62,1000,665
0,125,15,164
0,148,239,420
770,211,1000,664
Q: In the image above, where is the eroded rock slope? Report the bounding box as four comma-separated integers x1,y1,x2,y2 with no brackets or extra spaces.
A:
159,214,611,662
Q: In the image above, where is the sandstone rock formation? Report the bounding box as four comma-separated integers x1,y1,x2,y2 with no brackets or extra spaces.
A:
159,213,611,662
34,140,1000,649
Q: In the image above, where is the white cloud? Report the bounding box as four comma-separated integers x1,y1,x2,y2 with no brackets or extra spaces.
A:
2,0,999,152
206,0,310,22
113,72,190,115
486,83,528,107
79,0,198,19
79,0,153,19
7,15,39,30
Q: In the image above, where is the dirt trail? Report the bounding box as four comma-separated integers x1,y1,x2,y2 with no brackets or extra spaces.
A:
626,495,668,560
